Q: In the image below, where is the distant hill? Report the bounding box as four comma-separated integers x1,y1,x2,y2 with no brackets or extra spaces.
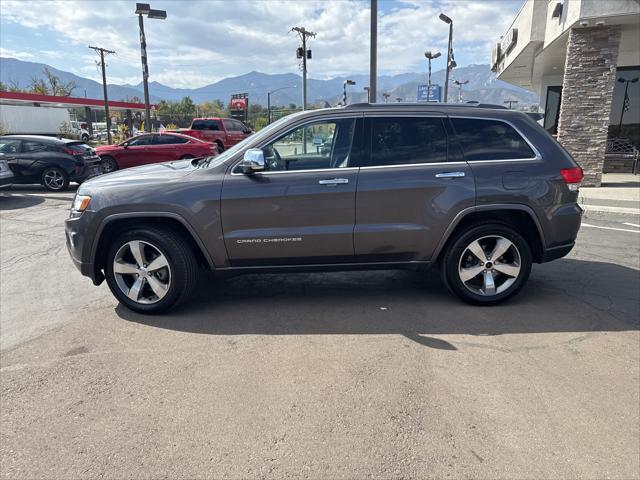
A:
0,57,538,108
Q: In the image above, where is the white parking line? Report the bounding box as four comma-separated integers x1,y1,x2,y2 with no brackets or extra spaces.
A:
582,223,640,234
623,222,640,228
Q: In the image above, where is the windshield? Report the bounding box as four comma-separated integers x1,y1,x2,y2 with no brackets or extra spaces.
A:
197,114,299,168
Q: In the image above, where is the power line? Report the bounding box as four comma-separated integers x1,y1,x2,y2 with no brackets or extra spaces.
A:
88,45,116,143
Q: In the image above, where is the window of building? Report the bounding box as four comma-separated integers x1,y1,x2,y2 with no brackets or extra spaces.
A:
608,66,640,152
544,86,562,135
364,117,448,167
451,118,535,160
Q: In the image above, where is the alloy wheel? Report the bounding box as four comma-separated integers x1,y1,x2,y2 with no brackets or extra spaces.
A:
43,169,65,190
457,235,521,296
113,240,172,305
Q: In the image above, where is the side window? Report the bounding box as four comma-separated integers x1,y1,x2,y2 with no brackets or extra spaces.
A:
0,140,21,154
128,135,152,147
364,117,448,167
233,120,247,132
222,119,234,131
258,119,356,172
191,120,206,130
22,141,49,153
451,118,535,160
154,135,186,145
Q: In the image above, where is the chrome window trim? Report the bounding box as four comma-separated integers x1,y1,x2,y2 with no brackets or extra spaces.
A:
359,161,467,171
448,115,543,162
230,166,360,176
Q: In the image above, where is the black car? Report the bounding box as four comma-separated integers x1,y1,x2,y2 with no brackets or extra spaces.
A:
0,135,103,191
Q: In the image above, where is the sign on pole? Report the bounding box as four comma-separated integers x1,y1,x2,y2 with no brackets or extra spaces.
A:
417,84,441,102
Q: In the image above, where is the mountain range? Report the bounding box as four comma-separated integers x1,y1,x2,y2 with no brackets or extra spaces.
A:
0,57,539,108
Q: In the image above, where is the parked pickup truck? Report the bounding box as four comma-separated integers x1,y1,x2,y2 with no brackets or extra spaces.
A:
166,118,252,153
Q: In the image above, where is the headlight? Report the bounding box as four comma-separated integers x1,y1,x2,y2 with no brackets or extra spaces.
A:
71,194,91,213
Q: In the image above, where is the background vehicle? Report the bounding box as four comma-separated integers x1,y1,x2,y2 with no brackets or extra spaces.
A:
0,158,14,188
95,132,218,172
0,135,102,191
66,104,583,313
166,117,252,153
0,105,90,140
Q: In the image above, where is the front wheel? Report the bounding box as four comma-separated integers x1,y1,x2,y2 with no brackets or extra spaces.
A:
100,156,118,173
105,227,200,314
441,223,532,305
41,167,69,191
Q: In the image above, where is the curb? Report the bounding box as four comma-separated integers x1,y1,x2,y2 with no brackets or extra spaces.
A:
580,204,640,214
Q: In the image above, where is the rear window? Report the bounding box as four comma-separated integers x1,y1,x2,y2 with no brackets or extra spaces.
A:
451,118,535,160
192,120,220,131
154,135,188,145
65,142,93,154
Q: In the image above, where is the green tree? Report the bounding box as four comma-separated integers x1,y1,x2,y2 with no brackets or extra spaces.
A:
28,67,76,96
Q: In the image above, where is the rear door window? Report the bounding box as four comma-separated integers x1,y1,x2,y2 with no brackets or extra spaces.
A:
192,120,220,131
154,135,187,145
127,135,153,147
451,118,535,160
363,117,448,167
22,141,49,153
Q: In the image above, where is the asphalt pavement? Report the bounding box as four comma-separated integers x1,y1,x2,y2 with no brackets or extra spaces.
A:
1,186,639,479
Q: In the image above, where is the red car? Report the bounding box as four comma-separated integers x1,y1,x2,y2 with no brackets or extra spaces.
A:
166,117,252,153
96,132,218,172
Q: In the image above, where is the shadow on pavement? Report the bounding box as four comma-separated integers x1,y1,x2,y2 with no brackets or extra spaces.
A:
0,193,46,210
116,258,639,349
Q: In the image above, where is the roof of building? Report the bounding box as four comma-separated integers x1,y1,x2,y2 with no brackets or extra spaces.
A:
0,91,155,112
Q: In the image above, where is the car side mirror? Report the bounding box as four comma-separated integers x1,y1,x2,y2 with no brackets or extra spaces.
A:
239,148,265,174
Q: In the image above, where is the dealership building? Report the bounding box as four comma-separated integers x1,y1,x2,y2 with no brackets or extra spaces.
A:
492,0,640,186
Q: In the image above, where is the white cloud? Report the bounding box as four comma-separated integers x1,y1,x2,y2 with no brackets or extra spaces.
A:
0,0,521,88
0,47,35,61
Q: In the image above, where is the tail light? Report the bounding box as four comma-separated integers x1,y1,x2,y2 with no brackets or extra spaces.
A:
560,167,583,191
63,147,77,156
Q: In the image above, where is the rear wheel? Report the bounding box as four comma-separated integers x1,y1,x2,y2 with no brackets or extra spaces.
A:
441,223,532,305
180,154,195,160
215,141,224,154
41,167,69,191
100,156,118,173
105,227,200,314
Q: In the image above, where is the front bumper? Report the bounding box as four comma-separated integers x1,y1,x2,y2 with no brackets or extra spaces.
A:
65,210,104,285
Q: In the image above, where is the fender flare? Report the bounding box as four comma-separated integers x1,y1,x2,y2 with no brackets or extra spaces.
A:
90,211,215,269
431,204,546,261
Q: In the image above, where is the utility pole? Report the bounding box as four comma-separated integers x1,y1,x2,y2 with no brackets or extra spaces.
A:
370,0,377,103
504,99,518,110
291,26,316,110
88,45,115,144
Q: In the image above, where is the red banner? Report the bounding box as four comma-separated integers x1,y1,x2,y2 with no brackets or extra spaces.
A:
231,98,247,110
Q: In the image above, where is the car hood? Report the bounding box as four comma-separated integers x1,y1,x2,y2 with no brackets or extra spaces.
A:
80,159,196,191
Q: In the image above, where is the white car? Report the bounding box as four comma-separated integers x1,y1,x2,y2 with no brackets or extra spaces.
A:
0,157,14,188
70,121,91,142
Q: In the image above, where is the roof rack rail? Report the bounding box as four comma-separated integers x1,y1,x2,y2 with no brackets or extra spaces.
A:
344,102,508,109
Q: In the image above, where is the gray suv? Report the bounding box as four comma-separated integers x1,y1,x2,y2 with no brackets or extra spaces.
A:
66,104,583,313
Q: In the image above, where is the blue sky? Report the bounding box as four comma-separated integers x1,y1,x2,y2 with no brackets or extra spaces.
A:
0,0,523,88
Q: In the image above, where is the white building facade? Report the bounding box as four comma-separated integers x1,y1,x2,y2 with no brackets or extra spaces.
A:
492,0,640,186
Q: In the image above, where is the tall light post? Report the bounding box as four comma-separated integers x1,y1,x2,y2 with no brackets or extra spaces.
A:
363,86,370,103
343,80,356,105
135,3,166,133
370,0,377,103
453,79,468,103
382,92,390,103
267,85,297,124
439,13,455,103
424,50,441,94
617,76,639,135
504,99,518,110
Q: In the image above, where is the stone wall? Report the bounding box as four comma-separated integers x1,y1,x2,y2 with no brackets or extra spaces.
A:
557,26,621,187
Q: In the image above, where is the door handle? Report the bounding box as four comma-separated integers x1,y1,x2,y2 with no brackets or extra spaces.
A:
435,171,466,178
319,178,349,185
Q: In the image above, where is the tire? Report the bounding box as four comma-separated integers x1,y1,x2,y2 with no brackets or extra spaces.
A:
441,222,532,305
215,142,224,154
100,156,118,173
180,154,195,160
81,133,89,142
41,167,69,191
105,227,200,314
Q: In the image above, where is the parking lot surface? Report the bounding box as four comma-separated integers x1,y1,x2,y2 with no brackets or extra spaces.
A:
1,187,639,479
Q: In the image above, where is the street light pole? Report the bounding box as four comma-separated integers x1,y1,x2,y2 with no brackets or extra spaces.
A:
424,50,441,101
267,85,296,124
453,79,468,103
364,86,370,103
370,0,377,103
382,92,390,103
135,3,166,133
504,99,518,110
343,80,356,105
439,13,454,102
